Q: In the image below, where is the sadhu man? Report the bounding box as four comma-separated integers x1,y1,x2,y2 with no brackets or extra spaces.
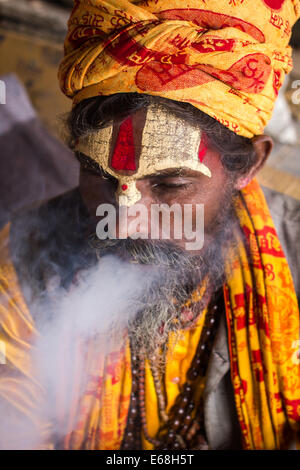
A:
0,0,300,450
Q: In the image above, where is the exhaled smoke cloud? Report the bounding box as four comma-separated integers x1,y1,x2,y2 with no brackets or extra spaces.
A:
0,254,160,449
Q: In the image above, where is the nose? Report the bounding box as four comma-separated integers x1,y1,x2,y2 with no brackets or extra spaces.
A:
116,189,154,239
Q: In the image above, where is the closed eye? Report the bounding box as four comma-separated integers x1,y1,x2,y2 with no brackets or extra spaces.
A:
151,182,191,192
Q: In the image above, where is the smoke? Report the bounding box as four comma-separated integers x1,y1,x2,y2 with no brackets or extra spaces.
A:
0,250,163,449
0,188,237,449
35,255,163,446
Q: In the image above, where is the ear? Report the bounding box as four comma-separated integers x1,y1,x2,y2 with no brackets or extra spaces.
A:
235,134,273,190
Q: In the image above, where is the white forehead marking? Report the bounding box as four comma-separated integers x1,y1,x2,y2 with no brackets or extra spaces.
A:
75,103,211,207
140,104,211,177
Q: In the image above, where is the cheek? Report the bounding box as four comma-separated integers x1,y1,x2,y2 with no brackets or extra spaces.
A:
79,170,116,216
178,166,228,238
200,151,228,225
179,184,227,239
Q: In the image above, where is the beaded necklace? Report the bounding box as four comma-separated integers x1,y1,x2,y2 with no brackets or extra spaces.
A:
121,289,223,450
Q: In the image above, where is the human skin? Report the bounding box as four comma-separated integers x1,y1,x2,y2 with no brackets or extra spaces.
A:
78,114,272,252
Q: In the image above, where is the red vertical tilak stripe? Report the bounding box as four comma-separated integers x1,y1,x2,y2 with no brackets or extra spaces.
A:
198,133,208,163
111,117,136,171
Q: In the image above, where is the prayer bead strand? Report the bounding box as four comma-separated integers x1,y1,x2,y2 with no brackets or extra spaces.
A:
121,289,223,450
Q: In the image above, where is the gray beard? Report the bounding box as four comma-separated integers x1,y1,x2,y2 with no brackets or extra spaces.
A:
87,195,237,362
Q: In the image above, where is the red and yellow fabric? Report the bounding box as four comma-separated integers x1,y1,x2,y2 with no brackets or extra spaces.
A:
0,179,299,449
59,0,300,138
226,179,300,449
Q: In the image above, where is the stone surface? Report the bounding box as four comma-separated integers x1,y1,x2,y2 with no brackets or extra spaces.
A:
0,28,70,137
0,0,69,42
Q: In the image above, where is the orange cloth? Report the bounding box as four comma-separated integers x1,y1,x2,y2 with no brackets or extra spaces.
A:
0,179,299,449
225,180,300,449
59,0,300,137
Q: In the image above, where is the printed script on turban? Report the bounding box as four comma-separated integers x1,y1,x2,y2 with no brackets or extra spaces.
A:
58,0,300,138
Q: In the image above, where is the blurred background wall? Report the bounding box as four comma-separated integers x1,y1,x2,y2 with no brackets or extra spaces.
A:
0,0,79,228
0,0,72,136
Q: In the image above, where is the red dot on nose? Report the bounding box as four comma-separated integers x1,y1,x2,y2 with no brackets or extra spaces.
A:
121,184,128,191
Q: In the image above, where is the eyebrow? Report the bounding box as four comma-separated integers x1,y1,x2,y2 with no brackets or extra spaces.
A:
76,152,115,179
77,152,201,180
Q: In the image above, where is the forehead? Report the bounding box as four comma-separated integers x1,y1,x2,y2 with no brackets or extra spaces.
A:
76,103,211,178
76,103,211,206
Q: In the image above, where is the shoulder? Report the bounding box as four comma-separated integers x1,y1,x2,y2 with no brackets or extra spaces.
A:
0,222,37,376
0,222,31,323
262,185,300,302
0,188,84,367
9,188,93,321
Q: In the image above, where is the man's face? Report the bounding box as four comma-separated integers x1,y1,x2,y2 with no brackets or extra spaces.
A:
77,103,231,253
75,102,238,357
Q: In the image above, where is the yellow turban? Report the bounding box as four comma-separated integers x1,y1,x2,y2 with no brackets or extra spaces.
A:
59,0,300,137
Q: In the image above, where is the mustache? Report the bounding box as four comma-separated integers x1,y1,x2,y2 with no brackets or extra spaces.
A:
87,236,208,272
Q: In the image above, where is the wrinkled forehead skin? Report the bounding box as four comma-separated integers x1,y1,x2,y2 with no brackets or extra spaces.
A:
76,103,211,207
